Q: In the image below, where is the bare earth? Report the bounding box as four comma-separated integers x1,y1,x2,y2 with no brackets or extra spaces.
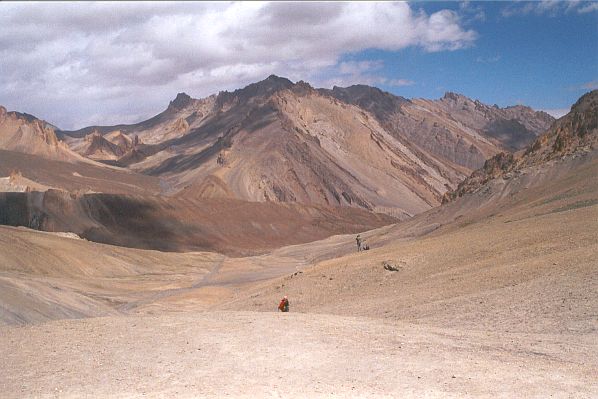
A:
0,153,597,398
2,312,596,399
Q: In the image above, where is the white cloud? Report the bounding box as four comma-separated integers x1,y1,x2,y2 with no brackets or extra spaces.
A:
578,3,598,13
0,2,476,129
316,75,387,90
338,60,384,76
501,0,598,17
459,1,486,23
388,79,415,87
310,59,414,90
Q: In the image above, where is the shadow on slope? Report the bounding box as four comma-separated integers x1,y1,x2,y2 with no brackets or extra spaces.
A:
0,190,396,256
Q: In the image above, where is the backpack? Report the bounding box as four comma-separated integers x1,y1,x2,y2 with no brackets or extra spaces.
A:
278,299,288,311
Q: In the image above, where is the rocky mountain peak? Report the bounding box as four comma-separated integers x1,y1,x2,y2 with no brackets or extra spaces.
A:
327,84,409,104
241,74,294,96
440,92,482,109
217,75,295,106
168,92,193,110
265,74,292,85
292,80,315,95
320,84,410,122
548,90,597,148
442,92,469,102
571,89,598,113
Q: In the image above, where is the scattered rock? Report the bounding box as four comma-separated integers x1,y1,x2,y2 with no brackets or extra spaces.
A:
382,261,401,272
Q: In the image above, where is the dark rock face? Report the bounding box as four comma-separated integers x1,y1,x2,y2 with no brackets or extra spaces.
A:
483,119,537,151
319,85,410,122
443,152,515,203
216,75,294,107
168,93,193,110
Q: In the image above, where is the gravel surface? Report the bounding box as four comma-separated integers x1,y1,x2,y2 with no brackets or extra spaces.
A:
2,311,596,398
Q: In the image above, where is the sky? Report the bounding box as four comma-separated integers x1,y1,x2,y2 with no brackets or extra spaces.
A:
0,1,596,130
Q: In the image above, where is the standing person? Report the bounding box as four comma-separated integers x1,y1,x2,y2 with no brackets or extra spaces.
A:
278,295,289,312
356,234,362,252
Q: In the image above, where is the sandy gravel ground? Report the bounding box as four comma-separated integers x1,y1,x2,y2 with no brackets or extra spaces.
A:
2,311,596,399
1,152,597,398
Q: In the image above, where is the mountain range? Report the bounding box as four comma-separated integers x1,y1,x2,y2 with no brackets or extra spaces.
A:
0,76,574,254
51,75,553,217
1,77,597,398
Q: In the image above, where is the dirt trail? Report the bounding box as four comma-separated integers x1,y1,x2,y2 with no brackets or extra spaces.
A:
118,255,228,313
2,311,596,398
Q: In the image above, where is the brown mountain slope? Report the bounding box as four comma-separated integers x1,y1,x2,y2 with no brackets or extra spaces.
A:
207,91,596,323
218,92,598,338
413,92,553,151
112,77,544,216
82,132,126,160
321,86,553,170
0,149,162,195
445,89,597,201
132,78,458,216
1,102,594,325
0,106,90,163
57,76,553,217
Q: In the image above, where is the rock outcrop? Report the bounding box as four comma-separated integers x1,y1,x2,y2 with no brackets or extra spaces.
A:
444,90,597,202
0,106,86,163
66,130,137,161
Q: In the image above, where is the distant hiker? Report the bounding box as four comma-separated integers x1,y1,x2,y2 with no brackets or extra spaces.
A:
217,152,225,165
363,244,370,251
356,234,362,252
278,295,289,312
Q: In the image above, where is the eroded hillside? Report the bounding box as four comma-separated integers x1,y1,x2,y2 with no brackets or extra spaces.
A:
446,90,597,201
55,76,553,217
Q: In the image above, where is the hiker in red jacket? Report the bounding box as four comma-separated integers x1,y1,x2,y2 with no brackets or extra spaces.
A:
278,295,289,312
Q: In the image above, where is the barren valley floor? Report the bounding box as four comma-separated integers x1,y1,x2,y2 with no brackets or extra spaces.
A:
1,173,597,397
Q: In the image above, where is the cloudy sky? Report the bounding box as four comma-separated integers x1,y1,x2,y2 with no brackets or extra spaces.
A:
1,1,596,129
